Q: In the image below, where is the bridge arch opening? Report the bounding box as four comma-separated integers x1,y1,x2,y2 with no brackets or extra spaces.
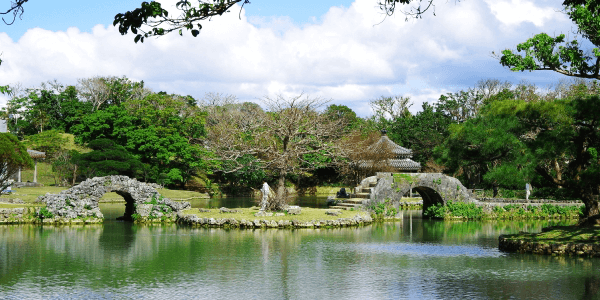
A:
411,186,443,212
114,190,136,221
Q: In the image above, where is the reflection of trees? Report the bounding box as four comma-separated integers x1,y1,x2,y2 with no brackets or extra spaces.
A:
98,222,135,252
420,218,578,246
583,275,600,300
0,221,598,298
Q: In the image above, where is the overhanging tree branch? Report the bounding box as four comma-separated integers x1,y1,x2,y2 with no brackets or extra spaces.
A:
1,0,28,25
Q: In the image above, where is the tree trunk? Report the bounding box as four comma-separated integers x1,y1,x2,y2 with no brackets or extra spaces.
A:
274,170,287,211
553,159,562,188
579,193,600,226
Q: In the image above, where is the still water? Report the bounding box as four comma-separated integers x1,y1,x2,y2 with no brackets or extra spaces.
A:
1,200,599,299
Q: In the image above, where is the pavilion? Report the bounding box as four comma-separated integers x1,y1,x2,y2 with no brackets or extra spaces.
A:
357,129,421,173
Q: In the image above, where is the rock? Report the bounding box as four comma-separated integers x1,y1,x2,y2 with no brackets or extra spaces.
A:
220,207,240,213
286,206,301,215
254,211,273,217
325,210,341,216
198,208,211,213
275,212,285,217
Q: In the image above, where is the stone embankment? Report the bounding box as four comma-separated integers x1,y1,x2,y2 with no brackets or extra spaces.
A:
0,207,38,224
177,213,373,228
499,235,600,257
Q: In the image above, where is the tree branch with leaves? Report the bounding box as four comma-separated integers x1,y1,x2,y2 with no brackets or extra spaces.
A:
499,0,600,79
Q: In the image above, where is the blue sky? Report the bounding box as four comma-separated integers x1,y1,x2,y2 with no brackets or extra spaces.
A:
0,0,588,116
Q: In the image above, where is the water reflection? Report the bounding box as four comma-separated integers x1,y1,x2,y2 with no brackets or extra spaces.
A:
0,207,599,299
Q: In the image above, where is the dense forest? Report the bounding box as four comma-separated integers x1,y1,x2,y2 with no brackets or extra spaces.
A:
3,76,600,216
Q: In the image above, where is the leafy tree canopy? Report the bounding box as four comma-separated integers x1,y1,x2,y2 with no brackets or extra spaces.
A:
0,133,33,191
73,138,142,179
22,129,67,159
500,0,600,79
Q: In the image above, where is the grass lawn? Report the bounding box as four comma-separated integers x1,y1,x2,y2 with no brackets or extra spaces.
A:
181,207,371,222
402,197,422,202
502,226,600,245
0,203,44,208
1,186,66,203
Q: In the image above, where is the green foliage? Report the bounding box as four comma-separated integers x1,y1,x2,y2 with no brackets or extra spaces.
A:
424,201,483,219
494,203,582,220
113,0,244,43
3,85,92,137
145,193,164,205
131,213,140,221
426,201,581,220
387,102,452,167
38,207,53,219
22,130,67,159
500,1,600,79
72,92,212,187
424,203,447,219
370,199,400,221
0,133,34,191
73,138,142,179
393,173,417,184
324,104,360,132
219,155,267,188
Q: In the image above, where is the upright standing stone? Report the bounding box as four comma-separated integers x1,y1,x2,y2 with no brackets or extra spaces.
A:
260,182,270,211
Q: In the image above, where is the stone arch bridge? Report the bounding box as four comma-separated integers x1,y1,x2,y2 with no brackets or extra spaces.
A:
39,176,190,223
367,172,477,213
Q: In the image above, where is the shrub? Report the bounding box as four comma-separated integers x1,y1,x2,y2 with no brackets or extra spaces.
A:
38,207,53,219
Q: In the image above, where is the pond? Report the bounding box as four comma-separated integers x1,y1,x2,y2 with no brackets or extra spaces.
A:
1,201,599,299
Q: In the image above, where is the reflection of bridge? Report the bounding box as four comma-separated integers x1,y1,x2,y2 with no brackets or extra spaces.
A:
368,172,477,212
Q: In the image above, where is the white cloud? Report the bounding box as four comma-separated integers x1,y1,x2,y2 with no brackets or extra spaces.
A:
0,0,577,116
485,0,563,27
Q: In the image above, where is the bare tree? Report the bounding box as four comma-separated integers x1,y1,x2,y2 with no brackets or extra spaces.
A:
336,131,399,185
208,94,346,210
474,78,512,101
370,95,413,120
77,76,151,111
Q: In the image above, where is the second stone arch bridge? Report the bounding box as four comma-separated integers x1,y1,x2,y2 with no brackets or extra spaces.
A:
367,172,477,213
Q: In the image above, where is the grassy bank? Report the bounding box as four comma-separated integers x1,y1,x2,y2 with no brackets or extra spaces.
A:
181,207,371,223
499,226,600,257
502,226,600,245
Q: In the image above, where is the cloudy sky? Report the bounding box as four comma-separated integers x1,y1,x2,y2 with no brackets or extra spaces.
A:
0,0,586,116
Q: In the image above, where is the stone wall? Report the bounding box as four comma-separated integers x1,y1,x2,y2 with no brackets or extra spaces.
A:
38,175,190,223
177,213,373,228
0,207,38,224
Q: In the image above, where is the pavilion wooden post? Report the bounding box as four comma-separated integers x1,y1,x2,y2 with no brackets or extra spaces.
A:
33,160,37,183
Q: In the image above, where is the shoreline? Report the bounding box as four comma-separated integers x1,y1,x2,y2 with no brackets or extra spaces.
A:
499,226,600,257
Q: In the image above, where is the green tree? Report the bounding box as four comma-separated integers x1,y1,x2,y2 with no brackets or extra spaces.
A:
438,92,600,222
72,92,212,187
500,0,600,79
73,138,142,179
21,129,67,159
324,104,360,132
2,83,92,137
389,102,451,171
0,133,33,191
